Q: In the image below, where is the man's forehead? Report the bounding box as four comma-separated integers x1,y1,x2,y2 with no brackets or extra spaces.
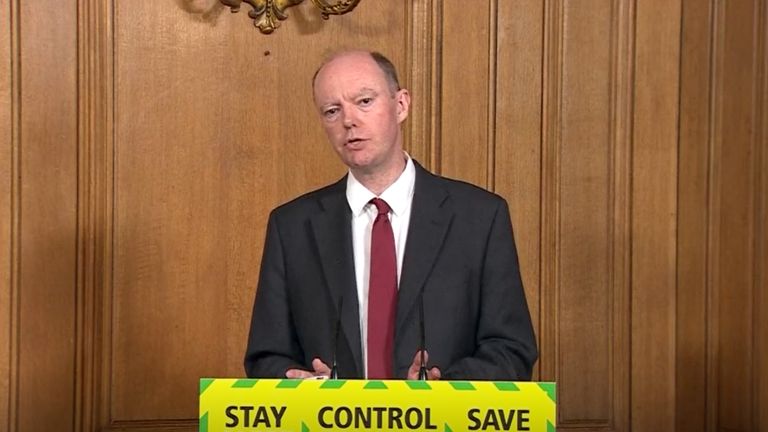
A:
315,86,380,107
314,63,388,102
320,59,379,81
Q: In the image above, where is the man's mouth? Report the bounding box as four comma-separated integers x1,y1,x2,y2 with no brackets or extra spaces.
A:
345,137,365,147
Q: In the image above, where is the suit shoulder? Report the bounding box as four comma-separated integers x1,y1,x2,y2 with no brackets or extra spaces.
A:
269,177,346,220
428,172,507,208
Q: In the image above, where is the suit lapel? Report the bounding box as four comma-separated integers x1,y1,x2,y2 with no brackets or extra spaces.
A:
396,164,454,337
310,179,363,376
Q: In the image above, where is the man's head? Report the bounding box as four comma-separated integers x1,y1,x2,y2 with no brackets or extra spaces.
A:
312,50,410,178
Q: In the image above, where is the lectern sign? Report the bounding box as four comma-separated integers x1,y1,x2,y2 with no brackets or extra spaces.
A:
199,378,556,431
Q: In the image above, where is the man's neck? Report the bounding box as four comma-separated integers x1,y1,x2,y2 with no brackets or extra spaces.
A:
352,154,407,196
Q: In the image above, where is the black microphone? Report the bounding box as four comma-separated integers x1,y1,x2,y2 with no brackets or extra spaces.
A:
330,296,343,379
418,292,428,380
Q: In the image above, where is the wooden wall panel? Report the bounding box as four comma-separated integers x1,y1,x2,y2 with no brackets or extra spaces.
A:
758,8,767,421
0,0,13,430
631,0,681,431
16,0,79,431
677,1,712,431
608,2,634,430
557,1,613,424
714,0,762,429
439,2,490,186
404,0,440,169
552,1,633,429
758,4,768,429
541,0,563,414
678,1,768,431
74,1,115,430
494,0,543,380
110,0,409,426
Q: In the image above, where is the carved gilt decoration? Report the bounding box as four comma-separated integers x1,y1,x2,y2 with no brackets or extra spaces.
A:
220,0,362,34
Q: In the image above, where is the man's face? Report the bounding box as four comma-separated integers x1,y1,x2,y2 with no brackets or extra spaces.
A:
313,53,410,175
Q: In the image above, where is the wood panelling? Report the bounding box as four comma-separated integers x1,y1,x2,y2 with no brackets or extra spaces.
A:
608,1,634,430
714,0,762,429
16,1,79,431
494,0,543,381
544,1,634,429
758,4,767,418
758,3,768,429
110,0,408,426
677,2,768,431
0,0,14,430
557,0,613,424
404,0,440,169
631,0,681,431
541,0,563,399
440,2,490,187
75,1,114,431
677,1,713,431
1,0,766,431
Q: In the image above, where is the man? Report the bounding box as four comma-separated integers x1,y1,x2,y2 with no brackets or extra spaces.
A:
244,50,537,380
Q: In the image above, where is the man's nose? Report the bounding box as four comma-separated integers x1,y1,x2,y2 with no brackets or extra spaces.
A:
342,109,358,128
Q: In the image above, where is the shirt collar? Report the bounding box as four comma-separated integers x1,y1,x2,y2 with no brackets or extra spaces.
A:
346,154,416,217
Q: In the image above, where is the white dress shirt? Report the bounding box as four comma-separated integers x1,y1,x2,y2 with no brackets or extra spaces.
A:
346,155,416,377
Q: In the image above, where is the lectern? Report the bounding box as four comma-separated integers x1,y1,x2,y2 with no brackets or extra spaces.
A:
199,378,556,431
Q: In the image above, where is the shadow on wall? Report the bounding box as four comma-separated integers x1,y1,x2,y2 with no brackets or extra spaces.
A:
175,0,227,25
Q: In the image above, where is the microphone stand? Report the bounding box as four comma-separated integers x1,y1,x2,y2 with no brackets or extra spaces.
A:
418,293,428,380
330,296,343,379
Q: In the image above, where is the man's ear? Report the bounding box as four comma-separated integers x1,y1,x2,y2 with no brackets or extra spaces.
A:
395,89,411,123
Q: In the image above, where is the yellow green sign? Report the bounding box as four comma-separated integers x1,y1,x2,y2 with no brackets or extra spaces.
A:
200,378,556,431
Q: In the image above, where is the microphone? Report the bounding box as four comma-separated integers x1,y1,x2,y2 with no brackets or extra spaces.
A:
418,292,428,380
330,296,343,379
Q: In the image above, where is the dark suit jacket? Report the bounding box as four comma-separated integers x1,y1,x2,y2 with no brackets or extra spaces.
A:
244,161,537,380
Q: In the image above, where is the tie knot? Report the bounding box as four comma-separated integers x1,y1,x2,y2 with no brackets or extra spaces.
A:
370,198,391,216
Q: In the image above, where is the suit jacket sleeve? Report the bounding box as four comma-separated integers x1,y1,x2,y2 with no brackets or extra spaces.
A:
243,211,305,378
441,199,538,380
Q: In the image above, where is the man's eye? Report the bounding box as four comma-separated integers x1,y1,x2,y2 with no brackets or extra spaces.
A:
358,97,373,106
324,108,339,118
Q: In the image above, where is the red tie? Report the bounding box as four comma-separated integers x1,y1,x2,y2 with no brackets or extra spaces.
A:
367,198,397,379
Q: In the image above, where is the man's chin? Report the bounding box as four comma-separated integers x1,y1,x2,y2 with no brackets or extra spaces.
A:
348,163,373,174
342,154,374,171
